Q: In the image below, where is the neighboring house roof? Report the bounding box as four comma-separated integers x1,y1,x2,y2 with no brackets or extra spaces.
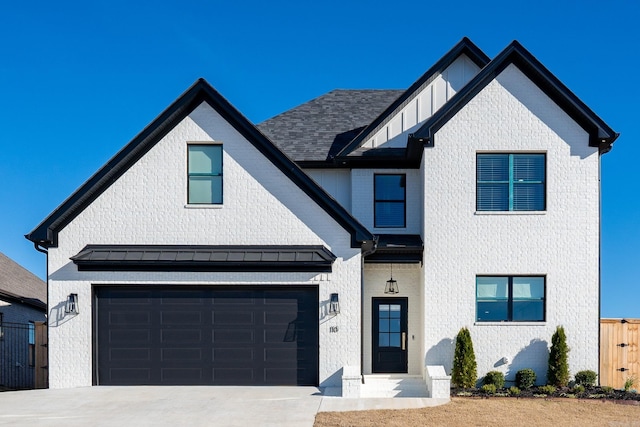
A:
410,40,619,153
0,252,46,310
257,89,403,163
335,37,490,159
71,244,337,273
25,79,374,249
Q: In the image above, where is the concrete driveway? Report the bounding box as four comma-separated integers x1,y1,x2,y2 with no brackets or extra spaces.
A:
0,386,324,427
0,386,448,426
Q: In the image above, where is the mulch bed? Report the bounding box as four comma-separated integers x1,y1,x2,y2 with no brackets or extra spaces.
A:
452,386,640,404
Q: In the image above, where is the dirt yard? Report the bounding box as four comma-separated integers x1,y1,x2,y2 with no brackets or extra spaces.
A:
314,397,640,427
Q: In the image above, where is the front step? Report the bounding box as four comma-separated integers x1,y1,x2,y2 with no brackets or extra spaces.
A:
361,374,428,398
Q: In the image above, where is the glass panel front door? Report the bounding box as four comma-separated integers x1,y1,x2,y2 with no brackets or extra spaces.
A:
372,298,408,373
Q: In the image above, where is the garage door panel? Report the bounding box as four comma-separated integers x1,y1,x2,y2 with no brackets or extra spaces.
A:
213,329,255,343
110,348,151,361
160,329,202,344
161,311,203,325
109,329,151,344
110,368,151,383
95,286,318,386
213,348,254,361
213,311,255,325
213,368,255,384
162,348,202,361
161,368,204,383
109,311,151,325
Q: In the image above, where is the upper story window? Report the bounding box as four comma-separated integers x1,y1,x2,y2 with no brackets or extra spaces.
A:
476,276,545,322
188,144,223,204
374,174,406,228
477,153,545,211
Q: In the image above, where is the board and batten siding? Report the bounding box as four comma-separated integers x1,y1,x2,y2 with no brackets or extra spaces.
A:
362,54,482,149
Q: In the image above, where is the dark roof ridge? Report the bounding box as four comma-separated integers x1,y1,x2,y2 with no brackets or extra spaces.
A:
26,79,374,248
334,37,491,158
410,40,619,153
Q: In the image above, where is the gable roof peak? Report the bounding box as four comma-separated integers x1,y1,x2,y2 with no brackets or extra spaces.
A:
27,78,374,248
334,37,490,158
410,39,619,153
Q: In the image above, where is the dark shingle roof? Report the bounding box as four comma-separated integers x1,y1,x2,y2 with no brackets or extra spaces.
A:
257,90,403,162
0,252,46,307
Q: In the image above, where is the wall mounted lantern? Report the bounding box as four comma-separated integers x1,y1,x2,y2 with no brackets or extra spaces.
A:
384,264,399,294
329,293,340,315
65,293,79,315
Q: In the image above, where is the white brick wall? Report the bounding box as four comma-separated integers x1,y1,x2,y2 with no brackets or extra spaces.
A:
46,102,362,388
421,64,600,385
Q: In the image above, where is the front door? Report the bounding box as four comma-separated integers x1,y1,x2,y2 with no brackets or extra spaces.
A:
372,298,408,373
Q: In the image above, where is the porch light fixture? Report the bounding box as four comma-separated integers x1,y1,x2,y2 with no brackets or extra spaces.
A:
65,293,79,315
329,293,340,315
384,264,399,294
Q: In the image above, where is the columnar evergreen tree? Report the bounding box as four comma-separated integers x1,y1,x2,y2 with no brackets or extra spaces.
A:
547,326,570,387
452,327,477,388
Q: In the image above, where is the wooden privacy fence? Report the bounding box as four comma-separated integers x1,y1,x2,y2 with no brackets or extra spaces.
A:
34,321,48,389
600,318,639,389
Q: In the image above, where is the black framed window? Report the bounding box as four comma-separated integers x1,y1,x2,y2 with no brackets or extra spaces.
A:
477,153,545,211
476,276,545,322
374,174,406,228
188,144,223,204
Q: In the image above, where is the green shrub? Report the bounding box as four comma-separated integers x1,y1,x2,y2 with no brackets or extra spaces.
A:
481,384,496,394
572,384,585,394
452,327,477,388
483,371,505,389
624,376,637,392
602,386,614,393
574,370,597,386
516,368,537,389
539,385,557,395
547,326,570,387
509,386,520,396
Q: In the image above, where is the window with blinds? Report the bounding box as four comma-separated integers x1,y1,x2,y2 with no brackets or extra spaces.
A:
477,153,545,211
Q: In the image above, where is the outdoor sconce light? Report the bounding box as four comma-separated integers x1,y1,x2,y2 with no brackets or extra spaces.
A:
65,293,79,315
384,264,399,294
329,293,340,315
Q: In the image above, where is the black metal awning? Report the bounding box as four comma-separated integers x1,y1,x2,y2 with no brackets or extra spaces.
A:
365,234,423,264
71,244,337,272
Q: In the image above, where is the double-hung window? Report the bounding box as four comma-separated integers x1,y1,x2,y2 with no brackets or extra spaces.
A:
188,144,223,204
477,153,545,211
476,276,545,322
374,174,406,228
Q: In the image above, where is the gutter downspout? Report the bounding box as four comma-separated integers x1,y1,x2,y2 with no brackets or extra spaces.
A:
33,241,49,388
360,237,378,383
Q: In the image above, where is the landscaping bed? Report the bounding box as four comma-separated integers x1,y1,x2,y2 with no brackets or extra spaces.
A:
453,385,640,403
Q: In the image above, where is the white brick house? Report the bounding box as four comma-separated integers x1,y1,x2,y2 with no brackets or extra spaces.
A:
27,38,617,392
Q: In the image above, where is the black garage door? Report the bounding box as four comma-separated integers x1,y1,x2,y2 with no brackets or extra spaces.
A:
94,286,318,386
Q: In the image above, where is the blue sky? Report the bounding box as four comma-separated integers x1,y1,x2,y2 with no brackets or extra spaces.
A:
0,1,637,318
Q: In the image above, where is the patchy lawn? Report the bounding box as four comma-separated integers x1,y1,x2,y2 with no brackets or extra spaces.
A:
315,397,640,427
